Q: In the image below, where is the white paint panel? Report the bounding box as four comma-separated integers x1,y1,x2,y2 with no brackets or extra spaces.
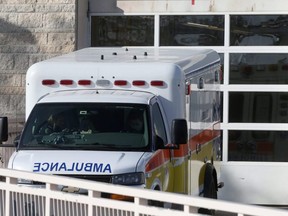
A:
90,0,288,13
219,163,288,205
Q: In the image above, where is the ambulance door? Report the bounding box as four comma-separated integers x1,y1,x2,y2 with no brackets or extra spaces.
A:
150,99,174,193
187,76,202,195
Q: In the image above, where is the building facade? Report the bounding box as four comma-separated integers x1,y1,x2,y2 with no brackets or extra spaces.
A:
0,0,77,141
1,0,288,204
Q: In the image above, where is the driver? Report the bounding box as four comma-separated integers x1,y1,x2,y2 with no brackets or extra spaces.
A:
127,110,144,133
39,113,67,134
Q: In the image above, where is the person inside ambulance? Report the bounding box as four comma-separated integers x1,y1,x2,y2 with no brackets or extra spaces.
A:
39,113,67,134
127,110,144,133
79,116,95,134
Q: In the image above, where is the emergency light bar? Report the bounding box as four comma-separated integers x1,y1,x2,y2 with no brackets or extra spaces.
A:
42,79,166,87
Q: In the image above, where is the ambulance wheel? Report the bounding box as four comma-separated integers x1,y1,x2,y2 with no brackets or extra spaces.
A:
204,173,217,199
198,164,217,215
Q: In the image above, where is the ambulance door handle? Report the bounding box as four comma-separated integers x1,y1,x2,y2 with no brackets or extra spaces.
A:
196,143,201,154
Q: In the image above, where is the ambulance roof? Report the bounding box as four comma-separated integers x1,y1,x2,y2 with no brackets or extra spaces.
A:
43,47,220,74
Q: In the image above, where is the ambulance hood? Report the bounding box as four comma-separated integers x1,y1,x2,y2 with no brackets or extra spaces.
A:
9,150,146,175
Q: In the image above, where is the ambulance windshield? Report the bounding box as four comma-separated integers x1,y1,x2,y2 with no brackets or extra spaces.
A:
20,103,150,151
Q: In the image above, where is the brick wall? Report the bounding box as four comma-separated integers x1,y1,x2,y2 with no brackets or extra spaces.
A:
0,0,77,144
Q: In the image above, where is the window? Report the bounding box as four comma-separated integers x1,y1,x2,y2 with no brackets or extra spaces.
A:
20,103,150,151
230,53,288,84
152,103,167,145
228,130,288,162
229,92,288,123
91,16,154,46
230,15,288,46
160,15,224,46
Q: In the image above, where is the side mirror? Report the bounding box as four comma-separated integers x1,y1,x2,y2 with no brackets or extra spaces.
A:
0,117,8,143
171,119,187,145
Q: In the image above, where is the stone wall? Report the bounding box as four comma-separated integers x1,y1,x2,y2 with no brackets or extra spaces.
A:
0,0,77,144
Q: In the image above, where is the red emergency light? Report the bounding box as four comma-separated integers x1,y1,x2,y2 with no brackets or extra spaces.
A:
150,80,164,87
60,79,73,85
78,80,92,85
114,80,128,86
132,80,146,86
42,79,56,85
185,84,191,95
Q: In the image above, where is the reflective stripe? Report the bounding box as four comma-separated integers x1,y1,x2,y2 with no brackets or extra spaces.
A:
175,128,220,157
145,129,220,171
145,149,170,172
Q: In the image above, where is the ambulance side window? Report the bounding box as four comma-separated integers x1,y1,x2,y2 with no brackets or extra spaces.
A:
152,103,167,145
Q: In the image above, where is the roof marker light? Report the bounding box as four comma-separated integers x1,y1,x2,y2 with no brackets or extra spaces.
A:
150,80,164,87
42,79,56,85
133,80,145,86
60,79,73,85
114,80,128,86
78,80,92,86
185,84,191,95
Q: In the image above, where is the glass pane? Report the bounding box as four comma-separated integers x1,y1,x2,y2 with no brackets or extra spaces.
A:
21,103,150,151
160,15,224,46
91,16,154,46
152,103,167,144
228,130,288,162
229,92,288,123
230,53,288,84
230,15,288,46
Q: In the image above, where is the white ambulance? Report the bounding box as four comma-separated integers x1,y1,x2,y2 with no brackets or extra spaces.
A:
0,47,222,206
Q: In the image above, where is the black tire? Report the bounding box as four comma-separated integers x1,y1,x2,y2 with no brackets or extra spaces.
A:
198,164,217,215
204,173,217,199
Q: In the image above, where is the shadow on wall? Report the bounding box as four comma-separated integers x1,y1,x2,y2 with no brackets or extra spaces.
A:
0,11,76,141
0,18,36,145
0,17,37,49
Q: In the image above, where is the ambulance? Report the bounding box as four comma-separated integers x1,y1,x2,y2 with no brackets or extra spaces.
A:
0,47,222,205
